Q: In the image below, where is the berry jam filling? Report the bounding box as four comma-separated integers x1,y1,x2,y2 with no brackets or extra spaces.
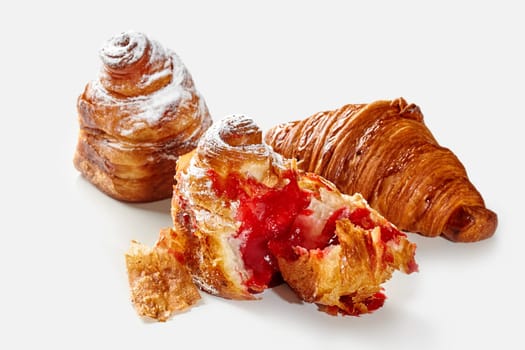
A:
208,169,312,291
207,169,414,291
347,207,418,273
349,207,407,243
338,292,387,316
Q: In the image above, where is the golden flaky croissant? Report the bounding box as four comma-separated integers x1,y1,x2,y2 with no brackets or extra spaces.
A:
169,115,417,315
74,31,212,202
265,98,497,242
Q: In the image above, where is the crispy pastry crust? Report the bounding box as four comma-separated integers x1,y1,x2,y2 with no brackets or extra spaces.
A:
277,212,416,315
74,31,211,202
125,237,200,322
265,97,497,242
281,174,417,315
170,115,417,315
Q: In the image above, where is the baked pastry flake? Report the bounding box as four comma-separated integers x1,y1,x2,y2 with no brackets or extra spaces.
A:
125,237,201,321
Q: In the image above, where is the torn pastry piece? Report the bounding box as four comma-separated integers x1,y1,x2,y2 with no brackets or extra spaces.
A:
125,237,200,322
171,115,417,315
74,30,211,202
271,174,417,315
265,98,497,242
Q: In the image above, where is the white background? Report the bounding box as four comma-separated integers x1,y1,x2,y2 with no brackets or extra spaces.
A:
1,1,523,349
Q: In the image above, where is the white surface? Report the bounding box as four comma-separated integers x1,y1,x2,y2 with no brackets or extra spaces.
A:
1,1,523,349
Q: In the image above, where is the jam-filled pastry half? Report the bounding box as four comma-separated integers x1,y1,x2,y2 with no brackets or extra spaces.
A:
265,98,497,242
74,30,212,202
170,115,417,315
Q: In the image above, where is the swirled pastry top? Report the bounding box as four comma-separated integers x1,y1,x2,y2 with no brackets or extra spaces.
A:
78,31,210,144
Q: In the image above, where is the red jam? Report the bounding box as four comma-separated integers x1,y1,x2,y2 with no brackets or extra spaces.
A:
353,207,410,245
339,292,387,316
207,169,414,291
208,169,312,291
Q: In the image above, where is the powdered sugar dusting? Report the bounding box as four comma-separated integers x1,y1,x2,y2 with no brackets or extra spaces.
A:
139,66,171,88
100,31,147,68
91,31,205,138
120,51,194,135
136,37,171,88
178,157,211,212
200,115,273,156
129,81,183,123
90,51,196,137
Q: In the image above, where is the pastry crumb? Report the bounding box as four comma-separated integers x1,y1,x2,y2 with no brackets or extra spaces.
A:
125,239,200,322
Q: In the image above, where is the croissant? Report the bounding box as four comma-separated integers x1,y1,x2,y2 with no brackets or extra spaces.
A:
265,98,497,242
74,31,212,202
169,115,417,315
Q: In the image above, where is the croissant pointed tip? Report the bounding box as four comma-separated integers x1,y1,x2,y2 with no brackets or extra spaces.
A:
443,206,498,242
